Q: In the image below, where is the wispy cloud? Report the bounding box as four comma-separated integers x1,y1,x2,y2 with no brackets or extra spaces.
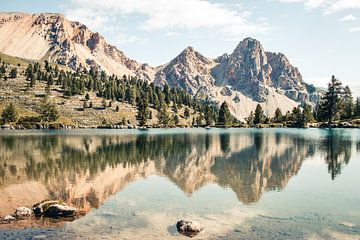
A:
349,27,360,32
278,0,360,13
338,14,357,21
64,0,269,41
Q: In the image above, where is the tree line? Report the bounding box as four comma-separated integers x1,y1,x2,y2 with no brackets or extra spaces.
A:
1,59,359,128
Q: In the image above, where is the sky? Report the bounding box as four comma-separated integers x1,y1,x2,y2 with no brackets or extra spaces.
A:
1,0,359,95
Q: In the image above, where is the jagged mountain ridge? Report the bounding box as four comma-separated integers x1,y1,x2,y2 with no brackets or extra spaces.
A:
0,12,321,119
0,12,155,80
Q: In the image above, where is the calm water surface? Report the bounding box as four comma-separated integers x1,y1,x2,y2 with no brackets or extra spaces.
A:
0,128,359,239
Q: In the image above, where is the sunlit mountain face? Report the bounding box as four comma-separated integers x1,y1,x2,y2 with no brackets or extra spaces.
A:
0,129,354,217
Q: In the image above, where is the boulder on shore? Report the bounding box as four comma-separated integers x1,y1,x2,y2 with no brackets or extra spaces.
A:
176,220,205,238
15,207,32,219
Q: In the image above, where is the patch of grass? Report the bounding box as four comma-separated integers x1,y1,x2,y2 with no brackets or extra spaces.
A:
0,52,30,67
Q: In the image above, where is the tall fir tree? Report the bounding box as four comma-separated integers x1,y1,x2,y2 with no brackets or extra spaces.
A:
218,101,231,126
254,104,264,124
318,76,343,124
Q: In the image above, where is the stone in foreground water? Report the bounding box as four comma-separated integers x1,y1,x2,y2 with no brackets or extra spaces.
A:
176,220,204,238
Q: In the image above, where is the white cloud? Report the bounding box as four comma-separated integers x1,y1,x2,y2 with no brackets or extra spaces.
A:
64,0,269,39
349,27,360,32
338,14,357,21
278,0,360,13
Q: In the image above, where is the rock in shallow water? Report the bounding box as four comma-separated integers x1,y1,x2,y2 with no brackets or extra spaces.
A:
15,207,32,219
43,204,77,218
33,200,61,216
176,220,205,238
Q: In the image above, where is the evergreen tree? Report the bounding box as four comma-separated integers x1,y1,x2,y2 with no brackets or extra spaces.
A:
137,97,150,126
318,76,343,124
1,103,17,123
274,108,283,123
341,85,353,120
302,103,314,123
9,68,17,78
246,111,254,126
184,107,190,119
204,105,214,126
218,101,231,126
40,102,59,122
157,103,170,126
354,97,360,118
254,104,264,124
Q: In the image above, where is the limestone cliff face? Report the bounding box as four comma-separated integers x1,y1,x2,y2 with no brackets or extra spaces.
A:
0,12,155,80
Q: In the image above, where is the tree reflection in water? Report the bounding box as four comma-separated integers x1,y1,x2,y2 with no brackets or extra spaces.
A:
0,129,357,214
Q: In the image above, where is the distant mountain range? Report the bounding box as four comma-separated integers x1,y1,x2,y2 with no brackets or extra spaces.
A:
0,12,322,119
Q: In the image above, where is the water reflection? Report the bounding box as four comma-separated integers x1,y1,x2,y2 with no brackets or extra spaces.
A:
0,129,356,216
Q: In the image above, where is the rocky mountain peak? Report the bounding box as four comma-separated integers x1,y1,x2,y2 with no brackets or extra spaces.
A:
154,46,215,95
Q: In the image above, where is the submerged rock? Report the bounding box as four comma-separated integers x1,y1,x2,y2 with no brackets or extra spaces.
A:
33,200,61,216
15,207,32,218
43,204,77,218
176,220,205,238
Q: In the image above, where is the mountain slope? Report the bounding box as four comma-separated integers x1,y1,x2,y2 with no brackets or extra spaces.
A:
0,12,155,80
0,12,321,120
159,38,321,119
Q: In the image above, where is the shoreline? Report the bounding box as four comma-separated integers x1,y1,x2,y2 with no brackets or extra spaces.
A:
1,122,359,130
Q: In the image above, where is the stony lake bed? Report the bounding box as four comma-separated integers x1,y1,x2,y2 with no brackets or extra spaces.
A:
0,128,359,239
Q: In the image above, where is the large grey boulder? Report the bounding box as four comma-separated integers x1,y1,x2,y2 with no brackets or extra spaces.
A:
176,219,205,238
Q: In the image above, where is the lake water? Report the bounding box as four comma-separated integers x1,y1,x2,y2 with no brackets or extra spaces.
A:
0,129,359,239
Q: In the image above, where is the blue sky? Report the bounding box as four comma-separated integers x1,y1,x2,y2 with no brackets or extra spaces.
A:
1,0,359,95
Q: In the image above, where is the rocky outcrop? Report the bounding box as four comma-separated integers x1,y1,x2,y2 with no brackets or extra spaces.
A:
176,220,205,238
155,47,216,95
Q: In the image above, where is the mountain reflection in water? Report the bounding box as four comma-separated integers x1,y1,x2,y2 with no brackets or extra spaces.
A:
0,129,355,216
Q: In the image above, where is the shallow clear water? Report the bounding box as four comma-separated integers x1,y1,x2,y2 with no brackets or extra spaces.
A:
0,128,359,239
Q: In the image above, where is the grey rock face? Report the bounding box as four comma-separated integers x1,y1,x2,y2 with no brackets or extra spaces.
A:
176,219,205,238
155,47,216,96
158,37,320,107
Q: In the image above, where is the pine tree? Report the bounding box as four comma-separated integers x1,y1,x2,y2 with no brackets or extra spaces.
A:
9,68,17,78
40,102,59,122
246,111,254,126
302,103,314,124
1,103,17,123
137,97,150,126
204,105,214,126
184,107,190,119
318,76,343,124
157,103,170,126
274,108,283,123
218,101,231,126
254,104,264,124
341,86,353,120
354,97,360,118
